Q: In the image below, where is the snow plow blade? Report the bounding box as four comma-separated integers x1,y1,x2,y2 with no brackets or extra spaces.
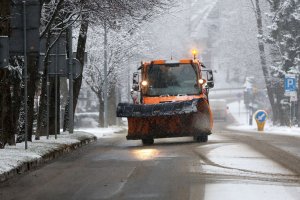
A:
116,99,199,118
123,98,213,140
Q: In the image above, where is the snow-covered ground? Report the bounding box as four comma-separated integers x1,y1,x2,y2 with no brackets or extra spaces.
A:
192,133,300,200
77,126,124,139
199,101,300,200
227,100,300,137
0,127,124,177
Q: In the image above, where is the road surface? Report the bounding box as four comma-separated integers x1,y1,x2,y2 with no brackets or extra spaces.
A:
1,122,300,200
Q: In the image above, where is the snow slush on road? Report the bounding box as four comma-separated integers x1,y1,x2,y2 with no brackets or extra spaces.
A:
117,52,215,145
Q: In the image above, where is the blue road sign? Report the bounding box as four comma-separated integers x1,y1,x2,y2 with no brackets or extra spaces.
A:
254,110,267,123
284,75,296,92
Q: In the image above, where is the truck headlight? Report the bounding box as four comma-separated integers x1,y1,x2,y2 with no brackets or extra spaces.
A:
198,79,205,84
141,80,148,86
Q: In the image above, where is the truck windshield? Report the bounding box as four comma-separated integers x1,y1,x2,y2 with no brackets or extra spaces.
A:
146,63,200,96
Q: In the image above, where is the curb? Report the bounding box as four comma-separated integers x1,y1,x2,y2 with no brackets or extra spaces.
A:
0,136,97,183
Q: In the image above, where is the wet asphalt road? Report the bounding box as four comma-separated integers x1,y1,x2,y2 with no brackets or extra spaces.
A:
1,121,300,200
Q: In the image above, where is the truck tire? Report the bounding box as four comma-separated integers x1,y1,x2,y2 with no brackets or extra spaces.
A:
194,135,208,143
142,138,154,145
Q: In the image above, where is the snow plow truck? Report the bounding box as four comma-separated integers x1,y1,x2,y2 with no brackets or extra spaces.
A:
117,55,214,145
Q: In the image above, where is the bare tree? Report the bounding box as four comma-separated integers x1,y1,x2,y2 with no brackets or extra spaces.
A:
84,22,146,126
37,0,81,136
62,0,173,129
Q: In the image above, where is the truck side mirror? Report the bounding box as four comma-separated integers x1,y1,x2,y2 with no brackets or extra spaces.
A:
206,70,214,88
132,72,139,91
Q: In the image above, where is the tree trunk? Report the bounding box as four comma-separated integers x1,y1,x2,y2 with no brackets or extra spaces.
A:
16,55,39,142
99,97,104,127
108,86,117,126
63,16,88,131
26,54,39,140
0,0,15,148
37,73,60,137
3,83,14,145
0,71,14,147
11,73,21,140
60,77,68,128
36,67,48,137
48,76,60,135
36,35,52,137
274,81,289,125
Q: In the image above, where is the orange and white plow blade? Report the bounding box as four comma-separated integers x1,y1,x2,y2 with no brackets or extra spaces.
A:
126,99,213,140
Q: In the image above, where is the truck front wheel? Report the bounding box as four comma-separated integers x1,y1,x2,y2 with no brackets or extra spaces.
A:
194,135,208,143
142,138,154,145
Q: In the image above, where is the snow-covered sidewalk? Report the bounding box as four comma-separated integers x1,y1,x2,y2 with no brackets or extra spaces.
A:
227,100,300,137
76,126,124,139
0,127,124,182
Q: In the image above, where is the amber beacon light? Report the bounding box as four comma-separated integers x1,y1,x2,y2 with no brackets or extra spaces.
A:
192,49,198,59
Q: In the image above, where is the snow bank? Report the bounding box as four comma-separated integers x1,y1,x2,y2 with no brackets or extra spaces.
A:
0,132,95,175
0,127,125,181
227,101,300,137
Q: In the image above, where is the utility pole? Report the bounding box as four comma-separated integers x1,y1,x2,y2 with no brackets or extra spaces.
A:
103,20,108,128
55,41,58,138
47,77,50,139
68,27,74,133
23,1,28,149
128,68,130,102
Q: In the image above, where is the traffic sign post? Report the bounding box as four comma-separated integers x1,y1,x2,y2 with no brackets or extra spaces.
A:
284,74,298,126
254,110,267,131
284,74,297,96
